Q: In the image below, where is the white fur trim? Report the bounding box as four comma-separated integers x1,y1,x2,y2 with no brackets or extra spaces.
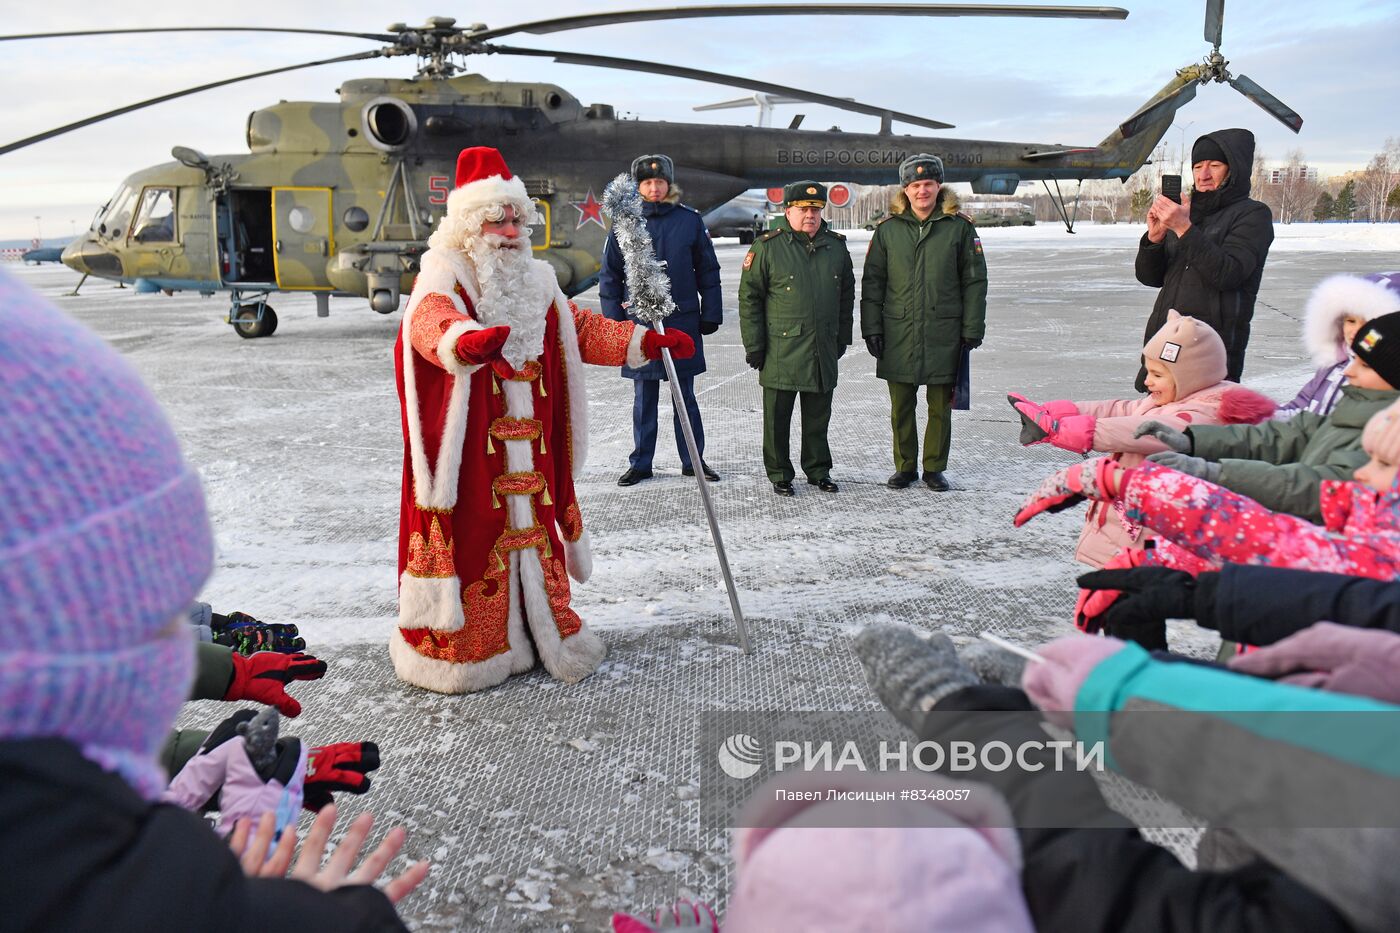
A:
389,627,515,694
625,324,648,370
1304,275,1400,366
563,527,593,584
401,248,487,511
438,319,485,378
505,552,537,675
552,285,590,478
389,551,538,692
397,572,465,632
445,175,536,224
501,380,538,532
519,549,605,684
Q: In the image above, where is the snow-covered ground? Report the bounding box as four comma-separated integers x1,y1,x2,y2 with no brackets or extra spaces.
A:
8,224,1399,930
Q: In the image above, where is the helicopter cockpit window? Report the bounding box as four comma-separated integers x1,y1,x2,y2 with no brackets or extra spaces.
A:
131,187,176,243
98,185,138,240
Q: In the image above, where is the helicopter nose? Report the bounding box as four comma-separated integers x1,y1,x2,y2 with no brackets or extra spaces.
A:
62,238,123,278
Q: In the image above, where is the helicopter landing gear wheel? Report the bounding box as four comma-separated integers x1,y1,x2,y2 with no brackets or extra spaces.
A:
233,304,278,339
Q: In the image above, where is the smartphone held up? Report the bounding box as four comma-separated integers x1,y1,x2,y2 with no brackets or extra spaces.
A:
1161,174,1183,204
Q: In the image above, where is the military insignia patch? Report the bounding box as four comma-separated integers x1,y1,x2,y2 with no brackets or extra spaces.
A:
1160,341,1182,363
742,251,754,270
806,186,817,194
973,237,983,254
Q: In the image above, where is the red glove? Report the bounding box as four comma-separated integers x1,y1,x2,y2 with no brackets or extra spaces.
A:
1073,547,1152,632
224,651,328,717
641,329,696,361
454,325,510,365
303,741,380,811
490,358,517,381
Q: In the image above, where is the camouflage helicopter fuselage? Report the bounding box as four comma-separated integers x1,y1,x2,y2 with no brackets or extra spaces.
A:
61,71,1185,329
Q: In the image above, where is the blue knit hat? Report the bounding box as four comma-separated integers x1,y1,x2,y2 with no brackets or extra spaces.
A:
0,270,213,798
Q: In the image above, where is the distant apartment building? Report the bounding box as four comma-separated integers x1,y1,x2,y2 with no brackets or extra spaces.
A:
1268,165,1319,185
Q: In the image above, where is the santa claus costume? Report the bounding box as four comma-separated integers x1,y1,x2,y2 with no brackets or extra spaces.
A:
391,147,688,694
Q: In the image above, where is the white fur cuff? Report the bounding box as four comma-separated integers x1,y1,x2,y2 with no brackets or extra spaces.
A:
398,572,466,631
626,325,648,370
563,528,593,584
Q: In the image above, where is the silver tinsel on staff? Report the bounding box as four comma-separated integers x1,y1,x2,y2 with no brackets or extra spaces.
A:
600,172,751,654
600,173,677,325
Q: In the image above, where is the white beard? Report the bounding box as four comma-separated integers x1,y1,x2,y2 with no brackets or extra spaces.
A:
466,234,553,369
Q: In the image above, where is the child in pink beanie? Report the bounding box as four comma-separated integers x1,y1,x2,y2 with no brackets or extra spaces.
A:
613,772,1033,933
1010,310,1274,568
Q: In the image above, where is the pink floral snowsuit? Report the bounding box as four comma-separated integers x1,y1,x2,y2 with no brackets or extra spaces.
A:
1119,462,1400,580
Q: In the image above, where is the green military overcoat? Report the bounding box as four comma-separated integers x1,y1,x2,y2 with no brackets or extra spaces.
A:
860,190,988,385
738,218,855,393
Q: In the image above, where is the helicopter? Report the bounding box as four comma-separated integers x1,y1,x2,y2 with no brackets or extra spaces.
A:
2,1,1300,339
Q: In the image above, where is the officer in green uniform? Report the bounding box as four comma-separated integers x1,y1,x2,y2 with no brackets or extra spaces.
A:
739,181,855,497
861,153,988,491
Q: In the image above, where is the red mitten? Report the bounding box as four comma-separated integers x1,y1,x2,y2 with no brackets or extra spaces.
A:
454,325,510,365
303,741,380,811
1073,547,1152,632
224,651,328,717
641,329,696,361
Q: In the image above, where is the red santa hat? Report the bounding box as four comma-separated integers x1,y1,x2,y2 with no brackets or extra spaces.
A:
446,146,535,223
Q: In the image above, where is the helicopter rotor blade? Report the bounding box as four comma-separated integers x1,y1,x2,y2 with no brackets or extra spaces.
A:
0,50,385,157
0,26,394,42
1228,73,1303,133
470,4,1128,41
1117,81,1198,139
491,44,954,131
1203,0,1225,48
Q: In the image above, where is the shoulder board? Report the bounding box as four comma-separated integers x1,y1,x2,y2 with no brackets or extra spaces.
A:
955,211,977,225
677,203,701,215
757,229,784,242
826,229,846,241
874,215,895,226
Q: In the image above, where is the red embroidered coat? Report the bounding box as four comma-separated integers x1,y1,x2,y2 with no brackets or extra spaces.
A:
390,248,643,693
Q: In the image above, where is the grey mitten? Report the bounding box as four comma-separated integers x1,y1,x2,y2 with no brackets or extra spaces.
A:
961,640,1028,687
1133,420,1192,453
1147,451,1221,482
852,625,978,734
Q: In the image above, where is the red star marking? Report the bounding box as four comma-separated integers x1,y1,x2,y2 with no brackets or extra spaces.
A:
572,189,605,229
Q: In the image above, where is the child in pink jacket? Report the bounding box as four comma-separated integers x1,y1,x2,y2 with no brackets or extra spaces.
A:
1011,310,1274,567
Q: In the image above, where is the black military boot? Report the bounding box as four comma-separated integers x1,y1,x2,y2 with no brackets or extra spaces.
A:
886,471,917,489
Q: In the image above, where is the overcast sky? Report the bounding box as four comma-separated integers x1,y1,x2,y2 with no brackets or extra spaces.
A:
2,0,1397,240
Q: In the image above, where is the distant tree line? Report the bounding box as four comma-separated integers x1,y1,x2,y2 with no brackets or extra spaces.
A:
814,138,1400,229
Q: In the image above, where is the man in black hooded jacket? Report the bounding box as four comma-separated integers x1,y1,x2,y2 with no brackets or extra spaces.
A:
1134,128,1274,391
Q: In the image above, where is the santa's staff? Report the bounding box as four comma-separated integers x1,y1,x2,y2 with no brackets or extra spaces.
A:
602,173,751,654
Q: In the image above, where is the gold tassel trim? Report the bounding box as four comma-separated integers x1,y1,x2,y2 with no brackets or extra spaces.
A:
486,433,496,455
541,484,553,506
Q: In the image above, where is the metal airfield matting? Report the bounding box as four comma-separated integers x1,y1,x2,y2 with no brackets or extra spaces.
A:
12,229,1399,930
